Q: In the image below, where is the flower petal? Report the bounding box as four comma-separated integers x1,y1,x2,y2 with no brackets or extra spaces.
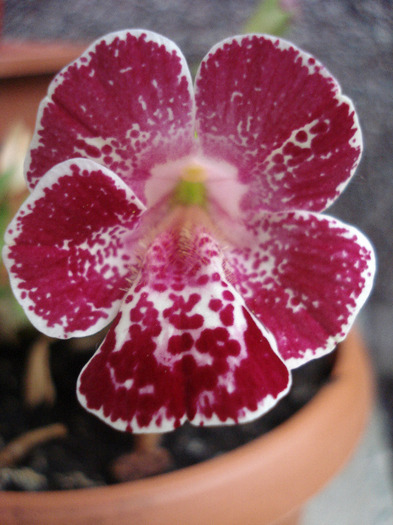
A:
195,34,362,215
3,159,145,338
77,223,290,432
226,211,375,368
25,30,195,201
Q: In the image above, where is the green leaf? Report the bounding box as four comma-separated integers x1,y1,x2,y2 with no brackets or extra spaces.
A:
0,168,14,197
243,0,293,36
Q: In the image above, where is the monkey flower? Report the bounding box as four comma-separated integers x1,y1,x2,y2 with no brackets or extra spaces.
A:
3,30,375,433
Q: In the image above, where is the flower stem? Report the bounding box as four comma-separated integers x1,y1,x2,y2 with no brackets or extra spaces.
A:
0,424,67,467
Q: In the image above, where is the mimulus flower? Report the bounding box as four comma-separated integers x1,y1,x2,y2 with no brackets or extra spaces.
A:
3,30,375,433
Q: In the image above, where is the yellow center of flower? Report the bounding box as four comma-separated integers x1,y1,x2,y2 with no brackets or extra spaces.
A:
182,163,206,183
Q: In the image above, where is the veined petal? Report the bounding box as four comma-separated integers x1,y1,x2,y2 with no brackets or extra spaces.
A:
195,34,362,215
226,211,375,368
77,220,290,433
3,159,145,338
25,30,195,201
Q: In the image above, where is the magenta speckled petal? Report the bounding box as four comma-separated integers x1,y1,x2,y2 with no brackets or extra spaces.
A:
25,30,195,201
195,34,362,215
2,29,375,436
3,159,146,338
227,211,375,368
77,222,290,432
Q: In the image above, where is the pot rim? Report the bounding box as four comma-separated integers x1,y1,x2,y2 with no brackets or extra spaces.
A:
0,328,374,525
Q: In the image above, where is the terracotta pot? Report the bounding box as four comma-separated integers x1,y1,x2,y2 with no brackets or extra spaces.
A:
0,40,88,140
0,328,373,525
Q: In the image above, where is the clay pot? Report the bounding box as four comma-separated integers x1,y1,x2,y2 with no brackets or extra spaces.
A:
0,328,373,525
0,40,88,140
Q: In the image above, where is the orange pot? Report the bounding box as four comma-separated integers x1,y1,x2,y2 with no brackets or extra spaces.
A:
0,329,373,525
0,40,89,141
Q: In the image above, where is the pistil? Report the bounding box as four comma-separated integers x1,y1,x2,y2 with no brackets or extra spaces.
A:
171,163,207,207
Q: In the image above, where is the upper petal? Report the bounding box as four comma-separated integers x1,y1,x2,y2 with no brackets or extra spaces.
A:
226,211,375,367
77,219,290,432
3,158,145,338
195,34,362,215
25,30,195,201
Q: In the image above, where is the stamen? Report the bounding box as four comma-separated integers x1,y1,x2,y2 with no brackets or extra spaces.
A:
182,163,206,183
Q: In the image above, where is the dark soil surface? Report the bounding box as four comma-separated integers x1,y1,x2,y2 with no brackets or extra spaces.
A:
0,329,336,491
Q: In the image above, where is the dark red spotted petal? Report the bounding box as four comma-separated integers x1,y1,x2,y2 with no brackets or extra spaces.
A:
226,211,375,367
3,159,145,338
77,222,290,432
195,34,362,215
25,30,195,201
